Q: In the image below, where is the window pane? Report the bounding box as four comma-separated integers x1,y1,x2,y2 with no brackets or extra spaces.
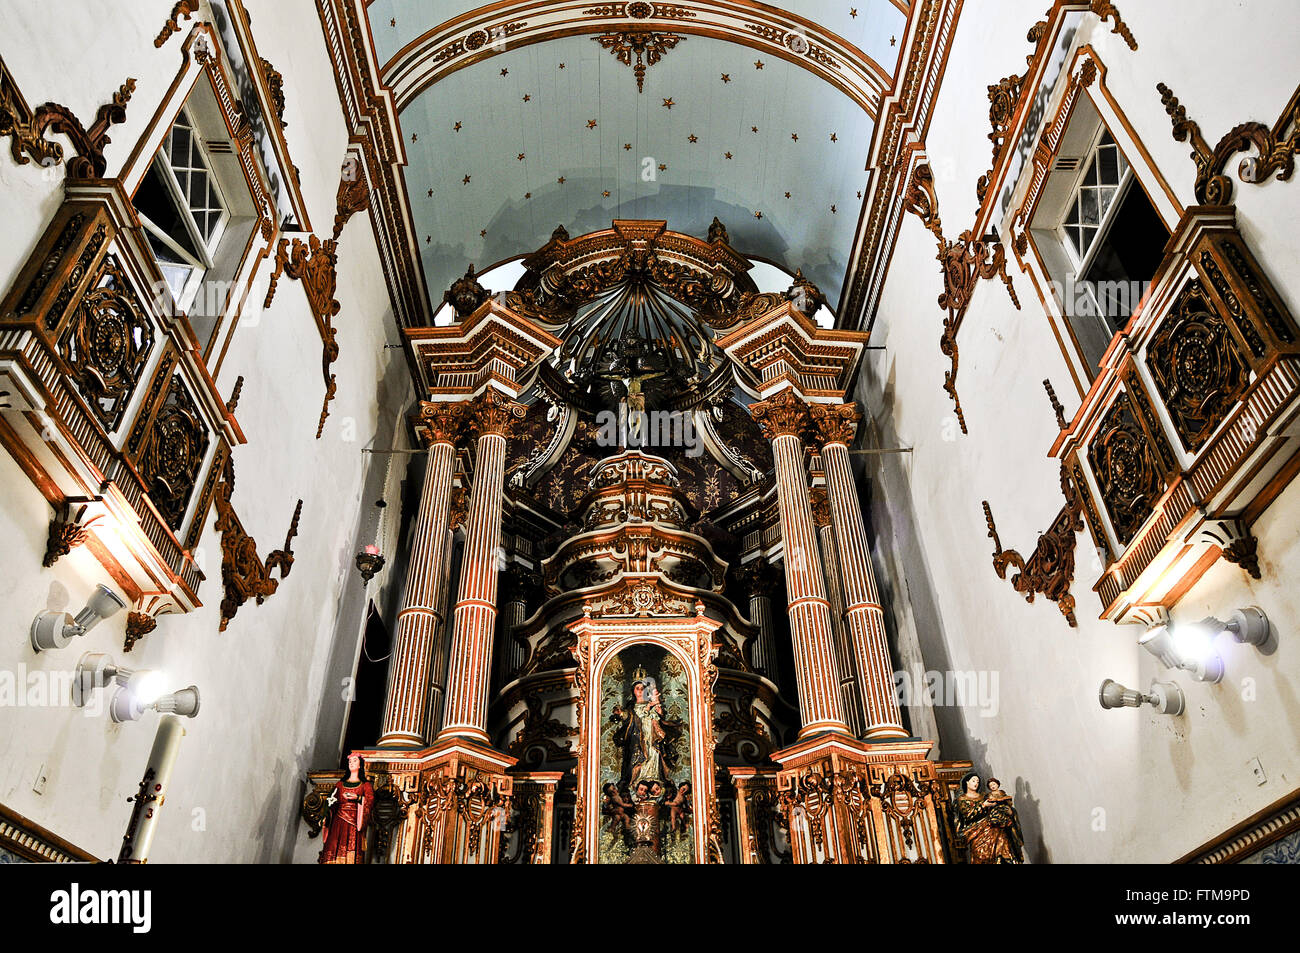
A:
1081,188,1100,225
1098,145,1119,185
1084,160,1098,186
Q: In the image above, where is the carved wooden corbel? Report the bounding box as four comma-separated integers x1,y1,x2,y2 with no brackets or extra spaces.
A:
213,456,302,631
1157,80,1300,206
333,152,371,240
43,499,102,568
0,56,136,179
263,234,342,439
982,466,1085,626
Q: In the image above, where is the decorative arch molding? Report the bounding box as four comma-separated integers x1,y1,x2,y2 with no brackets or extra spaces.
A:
381,1,894,117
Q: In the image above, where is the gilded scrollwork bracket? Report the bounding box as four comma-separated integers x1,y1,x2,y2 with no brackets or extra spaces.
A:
982,465,1086,626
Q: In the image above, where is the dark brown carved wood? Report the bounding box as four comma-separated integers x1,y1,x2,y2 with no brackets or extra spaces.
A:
43,500,100,568
58,254,155,431
982,466,1085,626
1158,80,1300,206
264,234,342,438
213,456,301,631
1087,394,1168,547
1146,281,1251,452
333,152,371,239
0,56,135,179
127,371,211,533
154,1,200,47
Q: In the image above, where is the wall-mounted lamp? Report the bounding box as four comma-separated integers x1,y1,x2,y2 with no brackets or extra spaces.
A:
73,652,200,723
1138,606,1272,683
1098,678,1185,716
30,584,127,652
355,544,386,585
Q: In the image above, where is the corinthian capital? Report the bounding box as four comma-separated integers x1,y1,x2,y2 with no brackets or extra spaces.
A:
809,486,831,528
465,387,526,439
809,401,861,447
417,400,465,445
748,389,811,441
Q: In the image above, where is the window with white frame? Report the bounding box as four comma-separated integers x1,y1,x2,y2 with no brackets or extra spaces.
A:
133,108,230,312
1030,106,1171,376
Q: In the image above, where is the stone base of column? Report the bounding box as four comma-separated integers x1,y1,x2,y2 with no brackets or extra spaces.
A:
772,733,953,864
349,737,517,864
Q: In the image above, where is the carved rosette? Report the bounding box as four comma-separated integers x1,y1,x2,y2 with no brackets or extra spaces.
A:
747,389,811,441
132,373,210,532
1087,397,1168,547
58,255,154,430
1146,282,1250,452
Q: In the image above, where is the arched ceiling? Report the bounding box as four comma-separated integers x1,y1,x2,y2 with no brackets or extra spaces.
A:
361,0,911,311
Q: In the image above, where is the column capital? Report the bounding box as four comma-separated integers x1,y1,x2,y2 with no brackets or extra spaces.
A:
809,401,861,448
809,486,832,528
464,388,526,439
416,400,465,446
732,558,780,597
449,485,469,531
748,388,812,441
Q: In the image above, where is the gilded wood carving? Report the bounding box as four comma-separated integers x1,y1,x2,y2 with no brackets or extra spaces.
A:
212,456,302,631
1157,80,1300,206
0,56,136,179
127,371,211,533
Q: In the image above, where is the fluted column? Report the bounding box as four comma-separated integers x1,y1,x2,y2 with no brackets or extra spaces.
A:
439,389,525,742
811,402,907,739
749,390,851,738
379,402,463,746
737,561,779,679
496,564,535,685
811,486,865,737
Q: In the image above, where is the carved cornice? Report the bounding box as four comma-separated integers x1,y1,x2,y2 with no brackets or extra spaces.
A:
1157,80,1300,207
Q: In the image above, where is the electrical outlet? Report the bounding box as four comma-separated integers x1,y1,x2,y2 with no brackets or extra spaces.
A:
1248,757,1266,786
32,763,48,795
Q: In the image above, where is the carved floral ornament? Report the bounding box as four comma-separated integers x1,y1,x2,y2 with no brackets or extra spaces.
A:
747,388,811,441
0,55,136,180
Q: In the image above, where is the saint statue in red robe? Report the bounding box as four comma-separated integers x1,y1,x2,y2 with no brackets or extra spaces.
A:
318,753,375,864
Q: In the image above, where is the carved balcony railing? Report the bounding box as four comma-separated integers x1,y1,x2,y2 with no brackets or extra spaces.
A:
0,181,243,628
1054,207,1300,622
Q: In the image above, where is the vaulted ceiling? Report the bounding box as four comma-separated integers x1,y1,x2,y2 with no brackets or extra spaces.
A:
360,0,911,312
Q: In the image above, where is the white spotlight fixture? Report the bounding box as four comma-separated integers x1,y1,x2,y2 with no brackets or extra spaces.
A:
72,652,200,723
30,584,127,652
1137,607,1272,683
1098,678,1185,716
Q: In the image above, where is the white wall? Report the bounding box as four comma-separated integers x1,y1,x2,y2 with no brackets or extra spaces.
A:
0,0,411,862
859,0,1300,861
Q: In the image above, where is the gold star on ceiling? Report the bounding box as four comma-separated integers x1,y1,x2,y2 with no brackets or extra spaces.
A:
754,210,763,219
390,17,396,26
890,35,897,46
658,162,667,171
602,190,611,197
559,63,566,69
662,97,675,109
517,153,525,161
857,190,862,198
427,188,433,197
462,174,471,184
791,133,798,141
849,8,857,18
724,151,733,159
720,73,730,83
751,125,758,133
587,119,598,129
525,192,532,199
754,60,764,69
500,68,508,76
830,133,837,142
557,176,566,184
411,133,418,143
830,205,837,213
425,235,430,243
522,94,531,102
480,229,487,237
624,143,632,150
453,121,462,131
785,191,791,198
688,134,698,143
